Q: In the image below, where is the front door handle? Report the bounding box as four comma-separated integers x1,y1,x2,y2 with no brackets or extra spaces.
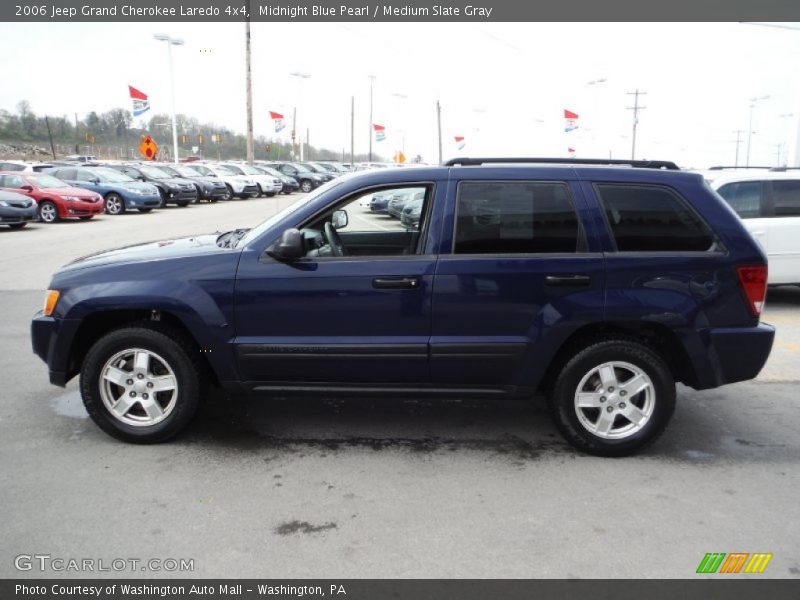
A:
373,277,421,290
545,274,591,287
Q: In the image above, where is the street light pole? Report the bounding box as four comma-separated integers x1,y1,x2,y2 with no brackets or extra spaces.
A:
746,95,769,168
290,71,311,160
153,33,184,164
368,75,376,162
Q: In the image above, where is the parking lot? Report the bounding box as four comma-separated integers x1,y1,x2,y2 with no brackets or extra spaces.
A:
1,193,799,578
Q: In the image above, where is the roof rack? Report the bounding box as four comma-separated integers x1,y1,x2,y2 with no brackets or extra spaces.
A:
707,166,773,170
445,157,680,170
768,166,800,172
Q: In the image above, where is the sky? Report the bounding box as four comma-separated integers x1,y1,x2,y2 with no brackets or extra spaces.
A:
1,21,800,167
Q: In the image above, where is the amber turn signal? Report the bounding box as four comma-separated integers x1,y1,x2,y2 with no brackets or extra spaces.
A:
43,290,60,316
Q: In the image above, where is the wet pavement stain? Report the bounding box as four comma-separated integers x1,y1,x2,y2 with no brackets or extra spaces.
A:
275,520,337,536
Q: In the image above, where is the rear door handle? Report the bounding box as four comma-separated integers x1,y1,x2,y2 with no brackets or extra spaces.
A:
372,277,421,290
545,274,591,287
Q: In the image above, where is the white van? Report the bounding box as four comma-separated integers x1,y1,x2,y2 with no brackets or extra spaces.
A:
706,168,800,286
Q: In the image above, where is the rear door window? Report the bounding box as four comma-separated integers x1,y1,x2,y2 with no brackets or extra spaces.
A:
596,184,716,252
454,181,581,254
770,180,800,217
716,181,763,218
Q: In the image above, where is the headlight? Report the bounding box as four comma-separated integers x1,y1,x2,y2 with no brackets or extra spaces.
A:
61,195,81,202
0,200,8,207
43,290,60,316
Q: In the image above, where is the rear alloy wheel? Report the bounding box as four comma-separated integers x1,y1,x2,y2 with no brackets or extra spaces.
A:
80,327,204,443
300,180,313,193
38,201,59,223
104,193,125,215
222,185,233,201
549,339,675,457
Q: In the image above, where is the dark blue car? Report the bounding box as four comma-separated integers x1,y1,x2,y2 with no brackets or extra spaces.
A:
48,166,162,214
31,158,774,455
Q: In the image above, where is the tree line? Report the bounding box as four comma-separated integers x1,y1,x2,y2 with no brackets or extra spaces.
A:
0,100,382,162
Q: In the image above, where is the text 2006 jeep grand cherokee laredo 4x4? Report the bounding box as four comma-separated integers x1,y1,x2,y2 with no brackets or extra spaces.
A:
31,158,775,456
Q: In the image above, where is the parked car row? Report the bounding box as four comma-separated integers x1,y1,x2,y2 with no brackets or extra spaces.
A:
0,159,353,226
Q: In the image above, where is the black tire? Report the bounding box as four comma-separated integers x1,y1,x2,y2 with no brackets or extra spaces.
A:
548,339,675,457
157,189,168,208
104,192,126,215
38,200,59,223
300,179,313,193
8,222,27,229
137,208,153,213
222,185,233,201
256,184,265,197
80,326,205,443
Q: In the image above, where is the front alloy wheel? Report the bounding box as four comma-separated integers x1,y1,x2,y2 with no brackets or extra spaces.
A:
300,180,313,193
104,193,125,215
38,201,58,223
80,327,204,443
99,348,179,427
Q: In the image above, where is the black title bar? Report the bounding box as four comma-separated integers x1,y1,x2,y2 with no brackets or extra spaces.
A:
4,0,800,22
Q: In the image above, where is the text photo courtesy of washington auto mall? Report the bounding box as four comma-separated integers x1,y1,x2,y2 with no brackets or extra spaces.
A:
1,1,800,596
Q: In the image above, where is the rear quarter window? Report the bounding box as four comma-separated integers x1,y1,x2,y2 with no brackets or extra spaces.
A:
596,184,716,252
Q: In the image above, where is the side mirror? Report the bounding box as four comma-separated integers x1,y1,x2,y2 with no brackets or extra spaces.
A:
91,178,100,184
20,185,34,192
331,209,348,229
266,228,305,261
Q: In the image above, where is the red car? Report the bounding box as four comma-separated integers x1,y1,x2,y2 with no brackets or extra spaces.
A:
0,172,104,223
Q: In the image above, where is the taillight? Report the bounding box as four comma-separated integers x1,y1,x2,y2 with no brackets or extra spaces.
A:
736,265,767,318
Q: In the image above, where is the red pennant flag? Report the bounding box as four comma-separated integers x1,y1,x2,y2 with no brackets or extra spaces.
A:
564,109,579,119
129,85,148,100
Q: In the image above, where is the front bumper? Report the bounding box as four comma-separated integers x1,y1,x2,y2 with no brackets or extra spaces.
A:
61,201,103,217
0,205,37,224
123,193,162,208
31,312,78,386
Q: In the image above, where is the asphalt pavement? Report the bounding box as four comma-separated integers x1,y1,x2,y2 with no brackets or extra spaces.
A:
1,194,798,578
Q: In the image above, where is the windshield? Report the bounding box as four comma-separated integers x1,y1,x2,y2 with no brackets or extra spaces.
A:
156,165,180,177
29,174,70,188
173,166,201,178
236,179,344,248
93,167,134,183
139,166,172,179
191,165,213,176
258,166,283,177
240,165,261,175
291,163,312,173
214,165,237,175
313,163,336,172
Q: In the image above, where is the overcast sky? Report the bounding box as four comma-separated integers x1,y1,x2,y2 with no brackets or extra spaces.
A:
1,21,800,166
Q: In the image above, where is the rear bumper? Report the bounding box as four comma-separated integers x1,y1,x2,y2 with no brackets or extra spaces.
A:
710,323,775,385
693,323,775,389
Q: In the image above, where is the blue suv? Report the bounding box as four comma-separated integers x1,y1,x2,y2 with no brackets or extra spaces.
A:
31,158,774,455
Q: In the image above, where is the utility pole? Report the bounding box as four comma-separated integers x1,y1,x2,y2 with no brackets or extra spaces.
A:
733,129,744,167
45,116,56,160
626,89,646,160
245,20,254,165
368,75,376,161
436,100,443,165
74,113,79,154
350,96,355,166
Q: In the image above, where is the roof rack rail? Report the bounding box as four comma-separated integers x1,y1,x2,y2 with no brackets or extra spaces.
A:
708,165,772,170
768,166,800,172
445,157,680,170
